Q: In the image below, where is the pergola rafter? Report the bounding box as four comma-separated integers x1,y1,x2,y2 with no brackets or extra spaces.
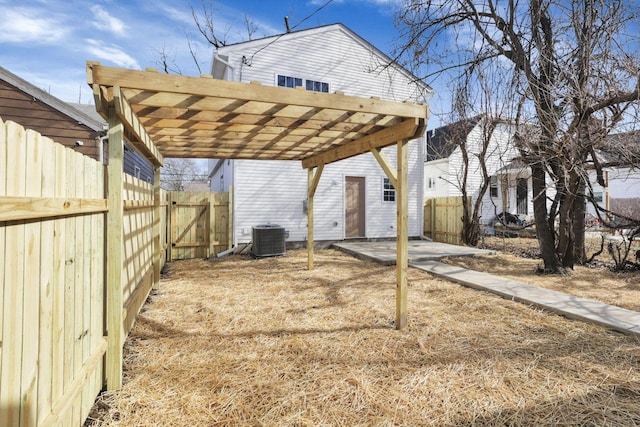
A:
87,61,428,390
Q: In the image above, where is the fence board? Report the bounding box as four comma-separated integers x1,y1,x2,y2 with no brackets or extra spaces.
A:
1,121,27,427
37,135,55,426
22,129,43,426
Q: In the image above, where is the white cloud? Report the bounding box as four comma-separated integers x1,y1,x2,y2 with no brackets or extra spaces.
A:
85,39,140,69
0,7,69,43
91,5,127,37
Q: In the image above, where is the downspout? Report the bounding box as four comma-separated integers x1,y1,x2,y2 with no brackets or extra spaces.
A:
98,134,108,164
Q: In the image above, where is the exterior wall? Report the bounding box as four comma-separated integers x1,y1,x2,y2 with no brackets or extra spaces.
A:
213,25,428,244
0,79,101,159
209,158,233,192
232,141,424,244
219,26,426,103
423,158,450,198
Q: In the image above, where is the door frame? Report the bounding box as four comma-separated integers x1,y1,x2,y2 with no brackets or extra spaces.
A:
344,175,366,239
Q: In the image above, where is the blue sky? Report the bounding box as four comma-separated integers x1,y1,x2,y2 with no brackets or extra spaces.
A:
0,0,448,123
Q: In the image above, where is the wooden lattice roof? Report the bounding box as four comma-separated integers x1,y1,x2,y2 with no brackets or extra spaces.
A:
87,62,428,168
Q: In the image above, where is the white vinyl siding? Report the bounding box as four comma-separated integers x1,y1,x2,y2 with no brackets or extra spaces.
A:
233,141,424,244
215,25,427,244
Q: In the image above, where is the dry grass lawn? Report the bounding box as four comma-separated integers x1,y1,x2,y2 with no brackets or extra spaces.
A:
444,237,640,312
88,249,640,426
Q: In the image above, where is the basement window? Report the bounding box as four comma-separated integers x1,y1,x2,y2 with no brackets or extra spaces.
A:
383,177,396,202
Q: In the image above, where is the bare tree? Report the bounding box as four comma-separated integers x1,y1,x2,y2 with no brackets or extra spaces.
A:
396,0,640,273
161,158,208,191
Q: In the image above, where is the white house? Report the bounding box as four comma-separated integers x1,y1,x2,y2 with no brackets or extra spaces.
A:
423,116,522,225
587,131,640,221
208,24,432,247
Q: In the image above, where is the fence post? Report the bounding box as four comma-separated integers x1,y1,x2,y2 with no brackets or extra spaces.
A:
106,108,124,390
153,167,161,289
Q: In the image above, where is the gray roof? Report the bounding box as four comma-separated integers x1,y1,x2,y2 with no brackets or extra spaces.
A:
426,116,483,161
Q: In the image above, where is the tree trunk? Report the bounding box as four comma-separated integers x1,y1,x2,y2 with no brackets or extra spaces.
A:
572,177,587,264
531,164,560,272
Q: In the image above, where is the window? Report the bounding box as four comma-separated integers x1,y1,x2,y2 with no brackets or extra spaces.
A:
277,74,329,93
277,75,302,88
594,191,603,202
428,177,436,189
490,175,498,197
134,165,141,179
383,177,396,202
305,79,329,93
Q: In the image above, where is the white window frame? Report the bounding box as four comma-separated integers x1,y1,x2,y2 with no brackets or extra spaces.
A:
382,177,396,203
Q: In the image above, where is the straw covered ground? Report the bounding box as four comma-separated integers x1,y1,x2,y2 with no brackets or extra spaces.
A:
444,237,640,312
88,249,640,426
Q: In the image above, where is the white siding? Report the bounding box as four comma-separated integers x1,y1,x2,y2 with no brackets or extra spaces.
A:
208,159,233,192
423,159,450,198
233,141,424,244
214,25,428,244
425,120,519,223
220,26,425,103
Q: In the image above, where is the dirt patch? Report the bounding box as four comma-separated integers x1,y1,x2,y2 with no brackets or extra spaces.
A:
86,249,640,426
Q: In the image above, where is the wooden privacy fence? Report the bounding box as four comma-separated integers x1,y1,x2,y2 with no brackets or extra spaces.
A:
168,191,231,260
424,196,469,246
0,117,172,426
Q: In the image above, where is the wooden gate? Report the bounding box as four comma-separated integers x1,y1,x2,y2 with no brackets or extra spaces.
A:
168,191,231,260
424,196,469,245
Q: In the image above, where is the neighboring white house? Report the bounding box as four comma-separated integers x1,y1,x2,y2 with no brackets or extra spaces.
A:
425,116,640,229
587,131,640,221
208,23,432,247
424,116,522,225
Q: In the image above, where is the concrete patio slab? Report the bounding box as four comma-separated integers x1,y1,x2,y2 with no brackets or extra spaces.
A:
333,240,494,265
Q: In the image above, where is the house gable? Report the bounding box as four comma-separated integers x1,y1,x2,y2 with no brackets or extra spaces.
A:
213,23,431,103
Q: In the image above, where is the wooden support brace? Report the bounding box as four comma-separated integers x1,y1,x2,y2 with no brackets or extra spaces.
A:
307,164,324,270
371,148,397,189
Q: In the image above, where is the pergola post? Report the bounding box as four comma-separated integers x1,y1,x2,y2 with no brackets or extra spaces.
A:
153,167,161,289
396,139,409,330
307,164,324,270
106,108,124,389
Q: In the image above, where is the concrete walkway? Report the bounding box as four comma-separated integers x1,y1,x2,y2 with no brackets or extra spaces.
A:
333,240,640,338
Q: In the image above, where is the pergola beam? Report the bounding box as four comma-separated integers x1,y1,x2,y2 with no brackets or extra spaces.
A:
301,118,422,169
112,87,163,167
92,83,163,166
87,62,427,119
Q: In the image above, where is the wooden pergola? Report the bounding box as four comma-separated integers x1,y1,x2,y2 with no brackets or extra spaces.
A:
87,62,428,389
